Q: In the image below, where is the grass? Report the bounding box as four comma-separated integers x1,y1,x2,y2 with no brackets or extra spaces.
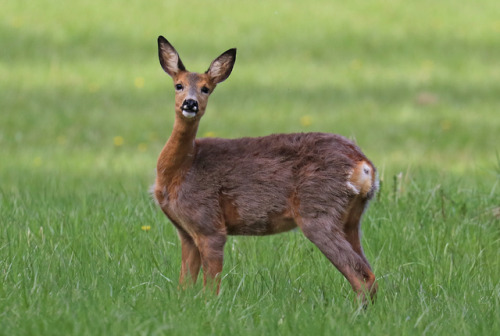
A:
1,0,499,335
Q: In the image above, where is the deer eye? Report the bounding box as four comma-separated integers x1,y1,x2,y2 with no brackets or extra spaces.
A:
201,86,210,94
175,83,183,91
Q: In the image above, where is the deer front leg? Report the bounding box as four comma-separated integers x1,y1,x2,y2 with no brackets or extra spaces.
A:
196,233,227,294
178,229,201,288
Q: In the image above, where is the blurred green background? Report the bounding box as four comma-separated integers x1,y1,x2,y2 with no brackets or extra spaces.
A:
2,0,499,180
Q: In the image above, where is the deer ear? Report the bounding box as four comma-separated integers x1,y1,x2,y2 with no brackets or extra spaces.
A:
206,48,236,84
158,36,186,77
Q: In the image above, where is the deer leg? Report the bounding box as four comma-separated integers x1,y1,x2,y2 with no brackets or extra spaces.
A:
343,197,372,268
298,216,377,303
178,229,201,287
196,233,227,294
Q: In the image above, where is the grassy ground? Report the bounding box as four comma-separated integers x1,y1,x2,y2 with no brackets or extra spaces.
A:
1,0,499,335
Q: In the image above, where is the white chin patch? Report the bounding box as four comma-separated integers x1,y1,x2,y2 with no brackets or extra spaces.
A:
182,110,197,118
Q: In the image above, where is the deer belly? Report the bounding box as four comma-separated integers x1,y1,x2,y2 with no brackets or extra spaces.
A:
223,203,297,236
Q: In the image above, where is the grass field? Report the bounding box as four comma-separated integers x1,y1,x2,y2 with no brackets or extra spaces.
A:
1,0,499,335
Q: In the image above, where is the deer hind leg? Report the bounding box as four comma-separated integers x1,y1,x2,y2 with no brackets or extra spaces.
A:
195,233,227,294
298,216,377,304
178,229,202,288
343,196,372,268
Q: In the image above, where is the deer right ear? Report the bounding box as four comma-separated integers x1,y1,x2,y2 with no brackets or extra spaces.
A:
158,36,186,77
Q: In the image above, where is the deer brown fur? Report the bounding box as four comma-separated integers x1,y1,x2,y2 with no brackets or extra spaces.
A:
153,36,378,302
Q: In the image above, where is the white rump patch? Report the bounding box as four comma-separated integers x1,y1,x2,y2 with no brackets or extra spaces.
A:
346,161,373,196
361,162,371,176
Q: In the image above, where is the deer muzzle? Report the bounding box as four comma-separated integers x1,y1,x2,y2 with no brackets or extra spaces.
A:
181,99,199,118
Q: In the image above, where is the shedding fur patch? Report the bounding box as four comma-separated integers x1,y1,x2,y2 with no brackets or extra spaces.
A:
149,183,161,205
346,181,360,194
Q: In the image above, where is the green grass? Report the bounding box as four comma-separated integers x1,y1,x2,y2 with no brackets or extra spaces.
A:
1,0,499,335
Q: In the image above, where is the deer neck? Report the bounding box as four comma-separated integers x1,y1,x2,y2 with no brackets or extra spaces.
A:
156,116,199,192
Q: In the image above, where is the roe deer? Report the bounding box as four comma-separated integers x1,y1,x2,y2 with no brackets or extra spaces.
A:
153,36,378,302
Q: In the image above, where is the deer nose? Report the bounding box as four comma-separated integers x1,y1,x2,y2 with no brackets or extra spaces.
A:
182,99,198,112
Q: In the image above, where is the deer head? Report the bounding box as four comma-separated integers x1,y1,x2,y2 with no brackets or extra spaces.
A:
157,36,236,121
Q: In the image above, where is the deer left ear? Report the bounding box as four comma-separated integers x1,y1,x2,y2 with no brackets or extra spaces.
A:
206,48,236,84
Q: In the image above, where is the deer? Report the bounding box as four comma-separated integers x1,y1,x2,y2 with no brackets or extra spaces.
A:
152,36,379,303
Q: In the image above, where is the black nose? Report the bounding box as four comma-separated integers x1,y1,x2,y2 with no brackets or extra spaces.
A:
182,99,198,112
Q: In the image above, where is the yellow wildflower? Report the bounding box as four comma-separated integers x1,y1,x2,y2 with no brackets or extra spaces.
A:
57,136,67,145
33,157,42,167
138,143,148,152
350,59,362,70
441,120,451,131
113,136,124,147
88,83,100,93
134,77,145,89
300,115,312,127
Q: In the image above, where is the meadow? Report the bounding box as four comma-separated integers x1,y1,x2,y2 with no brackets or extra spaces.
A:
1,0,499,335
